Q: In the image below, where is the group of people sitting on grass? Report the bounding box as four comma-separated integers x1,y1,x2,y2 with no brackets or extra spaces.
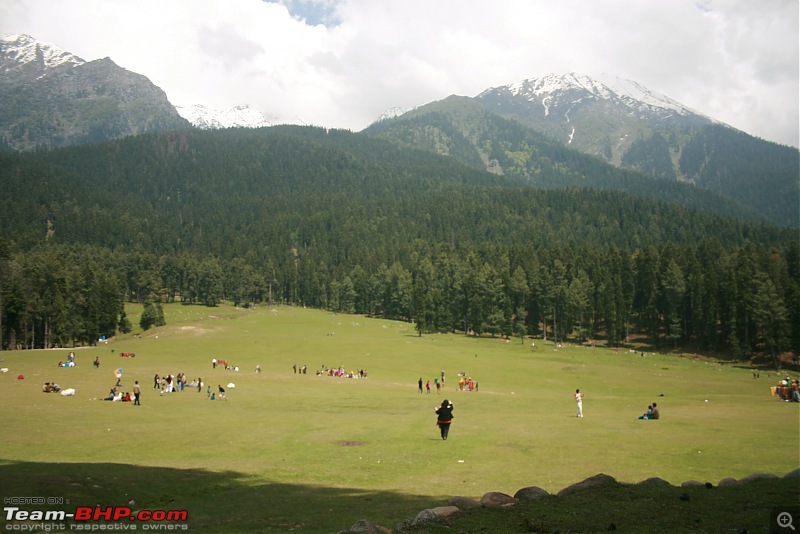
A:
57,352,77,367
638,402,660,420
102,387,127,401
154,372,194,393
771,377,800,402
207,384,227,400
316,365,367,378
42,382,61,393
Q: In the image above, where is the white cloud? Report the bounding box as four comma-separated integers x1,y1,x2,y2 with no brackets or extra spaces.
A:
0,0,797,146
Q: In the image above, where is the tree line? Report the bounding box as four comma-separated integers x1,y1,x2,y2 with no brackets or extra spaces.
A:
1,237,796,369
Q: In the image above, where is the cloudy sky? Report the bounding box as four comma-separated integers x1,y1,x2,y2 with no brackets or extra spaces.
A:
1,0,798,147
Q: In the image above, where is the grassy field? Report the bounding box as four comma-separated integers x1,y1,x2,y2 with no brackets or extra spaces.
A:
0,304,797,533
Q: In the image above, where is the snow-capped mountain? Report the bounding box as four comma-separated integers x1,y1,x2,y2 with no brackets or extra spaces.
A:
0,33,189,151
0,34,85,79
475,72,716,163
485,72,706,122
375,106,410,122
176,104,272,130
364,72,798,227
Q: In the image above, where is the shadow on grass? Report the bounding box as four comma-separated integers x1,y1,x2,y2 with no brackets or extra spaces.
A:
0,459,440,533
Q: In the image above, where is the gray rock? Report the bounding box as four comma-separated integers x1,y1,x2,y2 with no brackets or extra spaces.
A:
338,519,391,534
393,508,442,533
636,477,672,486
738,473,778,484
480,491,518,507
717,477,740,488
680,480,704,487
557,473,617,497
431,506,461,518
447,496,481,510
513,486,550,501
783,468,800,479
412,508,438,524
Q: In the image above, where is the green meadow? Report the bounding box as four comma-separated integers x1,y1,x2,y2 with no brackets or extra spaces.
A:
0,304,797,533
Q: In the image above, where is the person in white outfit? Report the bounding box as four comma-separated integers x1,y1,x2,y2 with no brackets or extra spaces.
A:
574,389,583,417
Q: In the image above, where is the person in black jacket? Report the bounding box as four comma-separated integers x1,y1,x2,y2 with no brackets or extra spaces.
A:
435,399,454,440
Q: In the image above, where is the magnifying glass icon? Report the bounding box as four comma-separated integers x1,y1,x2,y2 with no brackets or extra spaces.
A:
778,512,795,531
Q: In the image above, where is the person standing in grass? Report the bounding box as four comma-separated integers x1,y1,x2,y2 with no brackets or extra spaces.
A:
435,399,454,440
418,377,423,394
133,380,141,405
574,389,583,417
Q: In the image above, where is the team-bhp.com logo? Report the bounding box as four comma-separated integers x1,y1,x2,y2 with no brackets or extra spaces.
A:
4,502,189,531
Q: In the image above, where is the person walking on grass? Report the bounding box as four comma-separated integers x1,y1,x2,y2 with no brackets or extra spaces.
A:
575,388,583,418
435,399,454,440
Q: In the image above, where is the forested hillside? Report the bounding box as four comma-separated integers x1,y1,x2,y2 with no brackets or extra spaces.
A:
365,97,799,228
0,127,796,366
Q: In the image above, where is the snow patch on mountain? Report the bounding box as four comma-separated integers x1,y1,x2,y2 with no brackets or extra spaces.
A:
176,104,272,129
1,33,85,74
594,73,699,116
375,106,410,122
481,72,708,120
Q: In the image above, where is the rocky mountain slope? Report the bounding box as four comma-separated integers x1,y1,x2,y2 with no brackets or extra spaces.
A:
475,72,716,165
365,73,799,227
0,34,189,151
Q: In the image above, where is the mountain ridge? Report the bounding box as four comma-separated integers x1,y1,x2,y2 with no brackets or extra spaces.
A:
0,33,85,76
365,73,799,227
2,35,796,226
175,103,272,129
0,33,190,151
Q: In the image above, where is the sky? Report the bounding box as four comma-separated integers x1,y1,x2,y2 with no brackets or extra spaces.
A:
1,0,798,147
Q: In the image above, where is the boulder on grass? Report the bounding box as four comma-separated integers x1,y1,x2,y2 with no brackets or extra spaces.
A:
738,473,778,484
480,491,517,507
337,519,391,534
448,496,481,510
557,474,617,497
636,477,671,486
513,486,550,501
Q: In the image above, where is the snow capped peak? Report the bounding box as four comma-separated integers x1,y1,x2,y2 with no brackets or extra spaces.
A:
0,33,85,73
376,106,409,122
505,73,610,99
175,103,272,129
593,73,700,116
480,72,704,119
